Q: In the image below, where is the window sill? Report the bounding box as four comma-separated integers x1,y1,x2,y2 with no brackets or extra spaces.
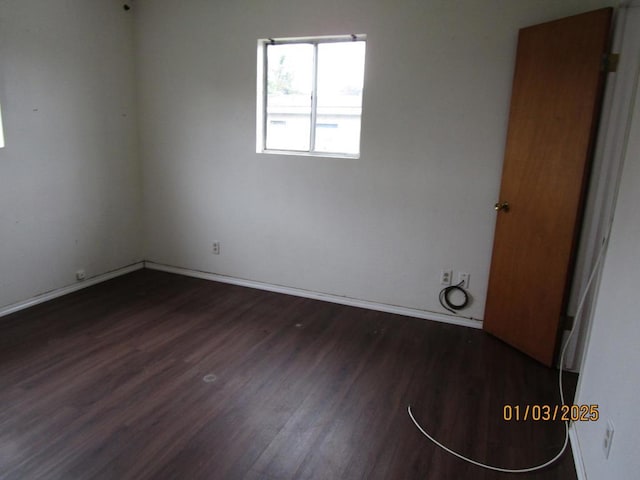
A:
259,149,360,160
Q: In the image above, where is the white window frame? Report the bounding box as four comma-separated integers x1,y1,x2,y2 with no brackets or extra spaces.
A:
256,34,366,159
0,102,5,148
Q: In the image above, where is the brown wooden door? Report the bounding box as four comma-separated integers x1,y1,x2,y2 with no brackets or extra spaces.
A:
483,8,612,366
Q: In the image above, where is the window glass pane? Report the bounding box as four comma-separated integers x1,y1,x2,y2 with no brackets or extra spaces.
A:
266,44,313,151
315,41,365,155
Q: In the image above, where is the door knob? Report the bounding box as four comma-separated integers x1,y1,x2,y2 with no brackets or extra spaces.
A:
494,202,510,212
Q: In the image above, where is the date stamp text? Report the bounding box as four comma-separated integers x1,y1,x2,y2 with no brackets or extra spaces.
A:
503,404,599,422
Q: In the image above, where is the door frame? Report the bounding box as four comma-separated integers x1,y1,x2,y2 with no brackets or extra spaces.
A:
564,1,640,371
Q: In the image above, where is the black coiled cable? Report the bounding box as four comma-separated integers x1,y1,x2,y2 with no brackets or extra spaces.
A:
439,280,469,314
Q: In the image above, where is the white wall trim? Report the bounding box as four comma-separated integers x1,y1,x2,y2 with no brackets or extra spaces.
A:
570,426,588,480
0,262,144,318
145,262,483,330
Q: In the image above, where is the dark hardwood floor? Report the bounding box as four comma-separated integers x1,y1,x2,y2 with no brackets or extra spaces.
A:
0,269,578,480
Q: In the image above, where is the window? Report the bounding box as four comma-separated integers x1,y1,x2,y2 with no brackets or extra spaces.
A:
257,35,366,158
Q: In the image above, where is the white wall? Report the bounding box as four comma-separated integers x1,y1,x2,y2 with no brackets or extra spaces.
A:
136,0,612,319
0,0,142,309
573,6,640,476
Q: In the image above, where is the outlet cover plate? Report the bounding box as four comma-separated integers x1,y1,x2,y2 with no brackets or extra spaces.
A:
440,270,452,286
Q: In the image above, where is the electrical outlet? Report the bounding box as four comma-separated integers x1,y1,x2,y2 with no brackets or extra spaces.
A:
603,420,614,459
440,270,452,285
458,272,470,288
76,269,86,281
212,242,220,255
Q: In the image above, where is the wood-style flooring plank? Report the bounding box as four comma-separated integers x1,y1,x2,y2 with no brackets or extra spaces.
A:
0,269,578,480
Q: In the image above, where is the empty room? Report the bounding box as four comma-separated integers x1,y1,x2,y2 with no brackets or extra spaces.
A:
1,0,638,479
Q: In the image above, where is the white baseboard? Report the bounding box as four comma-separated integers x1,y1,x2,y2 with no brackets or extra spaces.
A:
144,261,483,330
570,426,587,480
0,262,145,318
